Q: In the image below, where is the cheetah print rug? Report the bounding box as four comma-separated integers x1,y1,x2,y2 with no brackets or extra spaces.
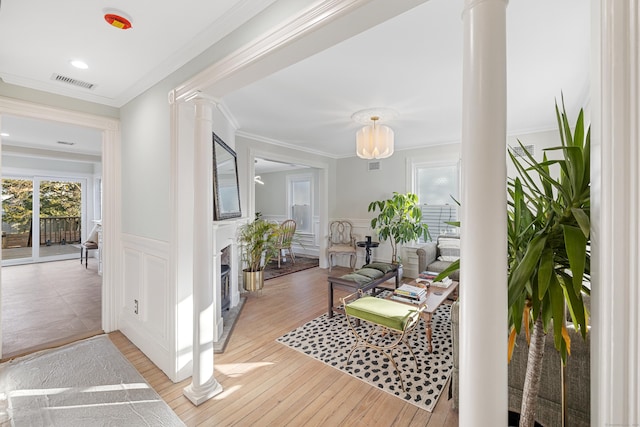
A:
276,302,452,412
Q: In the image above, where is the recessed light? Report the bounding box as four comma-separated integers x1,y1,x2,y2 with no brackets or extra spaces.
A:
70,60,89,70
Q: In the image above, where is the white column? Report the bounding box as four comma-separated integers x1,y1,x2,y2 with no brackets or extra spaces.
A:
183,97,223,405
460,0,508,425
592,1,640,424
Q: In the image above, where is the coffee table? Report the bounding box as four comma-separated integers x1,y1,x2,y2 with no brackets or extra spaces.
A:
387,279,458,353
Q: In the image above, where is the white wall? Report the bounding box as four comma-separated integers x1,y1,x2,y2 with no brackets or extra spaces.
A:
331,129,561,267
255,167,320,217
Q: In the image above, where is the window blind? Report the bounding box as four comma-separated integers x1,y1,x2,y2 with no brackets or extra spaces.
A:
420,204,458,240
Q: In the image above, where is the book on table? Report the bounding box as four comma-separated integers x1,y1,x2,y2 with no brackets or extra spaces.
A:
390,293,427,305
394,283,427,297
391,284,427,305
431,276,454,288
418,270,440,280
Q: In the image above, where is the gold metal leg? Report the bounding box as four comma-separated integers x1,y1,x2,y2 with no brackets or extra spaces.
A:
341,293,422,393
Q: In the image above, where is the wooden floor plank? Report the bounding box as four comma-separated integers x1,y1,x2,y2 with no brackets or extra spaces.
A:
109,265,458,426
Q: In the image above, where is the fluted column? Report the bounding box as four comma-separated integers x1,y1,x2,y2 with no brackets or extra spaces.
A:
460,0,509,425
183,96,223,405
593,0,640,424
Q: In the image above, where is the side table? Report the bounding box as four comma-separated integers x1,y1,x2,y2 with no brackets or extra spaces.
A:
356,240,379,265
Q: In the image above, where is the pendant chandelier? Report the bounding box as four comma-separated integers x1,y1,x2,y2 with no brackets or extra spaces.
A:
352,108,397,160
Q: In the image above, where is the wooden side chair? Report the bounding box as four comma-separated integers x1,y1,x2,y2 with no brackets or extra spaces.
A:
276,219,296,268
80,224,100,269
341,290,424,392
327,220,357,272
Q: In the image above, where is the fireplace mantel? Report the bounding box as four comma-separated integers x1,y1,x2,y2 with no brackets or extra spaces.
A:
212,218,245,341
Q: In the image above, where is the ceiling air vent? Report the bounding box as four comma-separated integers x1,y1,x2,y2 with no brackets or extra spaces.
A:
51,74,96,90
368,161,381,171
510,144,534,158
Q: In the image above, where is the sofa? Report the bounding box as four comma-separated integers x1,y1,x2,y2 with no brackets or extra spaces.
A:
450,300,591,426
416,234,460,281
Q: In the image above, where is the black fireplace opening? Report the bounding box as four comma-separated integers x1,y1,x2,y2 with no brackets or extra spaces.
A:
220,264,230,311
220,244,232,312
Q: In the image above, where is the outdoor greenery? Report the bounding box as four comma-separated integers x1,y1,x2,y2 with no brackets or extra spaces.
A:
368,192,430,263
2,179,81,233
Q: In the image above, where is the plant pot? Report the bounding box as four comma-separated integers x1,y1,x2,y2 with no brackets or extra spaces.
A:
243,269,264,292
392,262,404,279
508,410,543,427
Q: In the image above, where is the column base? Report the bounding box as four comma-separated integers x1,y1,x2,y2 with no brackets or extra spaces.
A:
183,377,223,406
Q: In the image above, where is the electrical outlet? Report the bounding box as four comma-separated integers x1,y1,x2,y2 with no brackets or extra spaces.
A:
134,299,139,315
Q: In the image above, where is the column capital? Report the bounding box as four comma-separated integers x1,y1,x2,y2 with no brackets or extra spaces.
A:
185,91,220,106
463,0,508,11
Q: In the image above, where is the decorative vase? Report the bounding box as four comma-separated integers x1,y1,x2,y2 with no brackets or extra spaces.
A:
243,269,264,292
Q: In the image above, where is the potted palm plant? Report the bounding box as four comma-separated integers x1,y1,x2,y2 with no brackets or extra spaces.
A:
506,99,590,426
368,192,430,264
438,99,590,426
237,215,280,291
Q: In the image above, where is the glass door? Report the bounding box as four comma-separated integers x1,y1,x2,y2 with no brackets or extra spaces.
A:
2,177,83,264
1,178,34,262
38,179,82,261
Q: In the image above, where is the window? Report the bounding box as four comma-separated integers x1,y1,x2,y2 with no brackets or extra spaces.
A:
413,162,459,240
287,173,313,233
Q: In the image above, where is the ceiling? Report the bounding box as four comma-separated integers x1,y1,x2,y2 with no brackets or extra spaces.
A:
0,0,590,162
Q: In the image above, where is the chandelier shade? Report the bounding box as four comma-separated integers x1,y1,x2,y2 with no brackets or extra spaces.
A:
355,117,394,159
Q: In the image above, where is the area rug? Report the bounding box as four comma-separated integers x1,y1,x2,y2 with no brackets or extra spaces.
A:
263,255,319,280
0,335,185,427
276,302,453,412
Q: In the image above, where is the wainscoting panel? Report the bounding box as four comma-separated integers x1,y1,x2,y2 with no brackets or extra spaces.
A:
122,248,141,316
143,254,168,340
119,234,173,380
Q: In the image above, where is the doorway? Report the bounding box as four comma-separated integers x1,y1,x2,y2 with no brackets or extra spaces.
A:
2,177,85,264
250,151,329,267
0,101,118,360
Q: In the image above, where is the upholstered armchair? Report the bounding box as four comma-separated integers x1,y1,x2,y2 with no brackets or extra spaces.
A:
327,220,357,272
416,234,460,281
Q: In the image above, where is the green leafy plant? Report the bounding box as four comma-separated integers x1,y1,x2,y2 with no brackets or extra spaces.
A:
237,215,281,272
434,99,590,427
368,192,430,263
507,99,590,426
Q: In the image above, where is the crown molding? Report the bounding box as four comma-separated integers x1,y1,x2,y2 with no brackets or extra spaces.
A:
173,0,369,102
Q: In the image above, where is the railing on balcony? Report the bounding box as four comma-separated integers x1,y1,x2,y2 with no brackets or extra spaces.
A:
39,216,81,246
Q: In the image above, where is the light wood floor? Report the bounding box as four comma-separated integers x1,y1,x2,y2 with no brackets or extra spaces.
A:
1,258,102,360
110,266,459,427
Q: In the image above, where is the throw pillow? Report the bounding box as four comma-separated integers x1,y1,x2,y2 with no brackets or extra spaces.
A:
437,236,460,262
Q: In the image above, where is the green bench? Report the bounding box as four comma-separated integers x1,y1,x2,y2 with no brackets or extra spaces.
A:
341,292,424,392
327,262,400,318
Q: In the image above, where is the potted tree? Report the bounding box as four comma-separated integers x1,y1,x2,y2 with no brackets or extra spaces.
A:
237,215,280,291
506,100,590,426
438,99,590,426
368,192,430,264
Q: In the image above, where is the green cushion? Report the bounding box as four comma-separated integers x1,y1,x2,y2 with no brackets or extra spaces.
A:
363,262,397,274
353,268,384,280
340,273,374,285
345,296,416,331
